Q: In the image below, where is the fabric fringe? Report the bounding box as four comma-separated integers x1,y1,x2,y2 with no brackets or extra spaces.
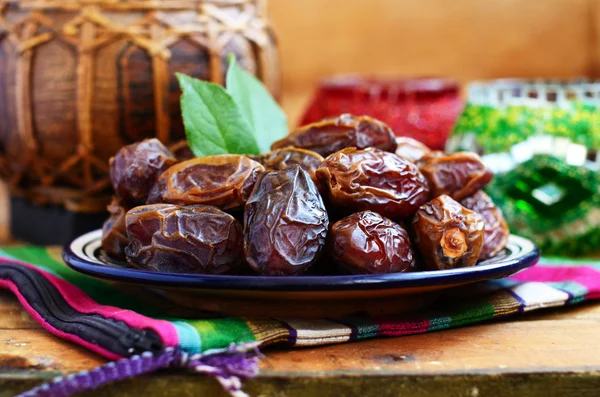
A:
16,343,261,397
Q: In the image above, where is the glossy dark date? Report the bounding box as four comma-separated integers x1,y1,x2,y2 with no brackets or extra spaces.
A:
418,152,493,200
252,147,324,191
316,148,430,219
461,191,510,259
395,137,431,163
271,114,398,157
412,195,484,270
125,204,244,274
101,197,129,260
244,165,329,276
328,211,415,274
147,155,264,210
109,138,177,205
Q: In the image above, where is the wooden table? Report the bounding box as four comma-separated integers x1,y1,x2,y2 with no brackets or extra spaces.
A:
1,289,599,397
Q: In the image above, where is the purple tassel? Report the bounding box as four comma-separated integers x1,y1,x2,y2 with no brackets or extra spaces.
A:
17,343,261,397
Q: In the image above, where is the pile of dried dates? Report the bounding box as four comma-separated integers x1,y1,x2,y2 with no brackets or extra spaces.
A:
102,114,510,276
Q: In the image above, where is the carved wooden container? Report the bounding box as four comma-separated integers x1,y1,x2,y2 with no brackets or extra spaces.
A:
0,0,280,213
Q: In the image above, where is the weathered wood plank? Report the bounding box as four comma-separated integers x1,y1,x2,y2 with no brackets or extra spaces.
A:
2,371,600,397
0,329,103,372
0,292,41,330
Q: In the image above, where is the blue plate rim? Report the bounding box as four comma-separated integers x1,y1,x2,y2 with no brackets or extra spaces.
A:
63,230,540,292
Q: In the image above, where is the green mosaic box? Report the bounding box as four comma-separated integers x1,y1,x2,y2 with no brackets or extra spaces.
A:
448,80,600,256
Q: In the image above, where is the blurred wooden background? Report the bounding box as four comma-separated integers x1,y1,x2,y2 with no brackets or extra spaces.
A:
269,0,600,122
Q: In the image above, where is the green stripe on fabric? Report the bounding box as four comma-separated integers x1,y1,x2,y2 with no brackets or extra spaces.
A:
173,321,202,354
549,281,589,304
0,248,61,278
354,323,379,339
188,318,256,352
427,315,452,330
336,317,379,339
433,301,497,329
0,246,163,317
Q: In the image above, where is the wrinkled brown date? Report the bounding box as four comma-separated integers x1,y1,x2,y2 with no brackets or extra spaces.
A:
395,137,431,163
147,155,264,210
412,195,484,270
125,204,244,274
415,150,445,167
316,148,430,219
252,147,324,170
101,197,129,260
271,114,398,157
109,138,177,205
244,165,329,276
252,147,324,189
461,191,510,259
328,211,416,274
418,152,493,200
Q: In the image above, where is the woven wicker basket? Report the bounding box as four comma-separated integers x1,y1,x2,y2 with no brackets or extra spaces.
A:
0,0,280,213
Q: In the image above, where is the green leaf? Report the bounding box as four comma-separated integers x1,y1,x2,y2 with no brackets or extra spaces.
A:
226,56,288,153
177,73,260,157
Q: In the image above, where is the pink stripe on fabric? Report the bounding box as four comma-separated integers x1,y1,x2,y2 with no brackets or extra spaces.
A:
510,265,600,299
0,278,121,360
0,258,179,349
376,317,431,336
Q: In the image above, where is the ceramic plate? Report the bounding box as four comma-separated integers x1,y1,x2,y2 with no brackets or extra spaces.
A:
63,230,539,318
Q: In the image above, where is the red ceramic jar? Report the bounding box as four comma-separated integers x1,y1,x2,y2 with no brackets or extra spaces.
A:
300,76,463,150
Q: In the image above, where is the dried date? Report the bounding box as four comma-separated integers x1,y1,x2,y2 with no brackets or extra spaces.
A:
125,204,244,274
271,114,398,157
418,152,493,200
147,155,264,210
461,191,509,259
316,148,430,219
412,195,484,270
109,138,177,205
395,137,431,163
252,147,324,190
244,165,329,276
101,197,129,260
328,211,415,274
415,150,445,167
